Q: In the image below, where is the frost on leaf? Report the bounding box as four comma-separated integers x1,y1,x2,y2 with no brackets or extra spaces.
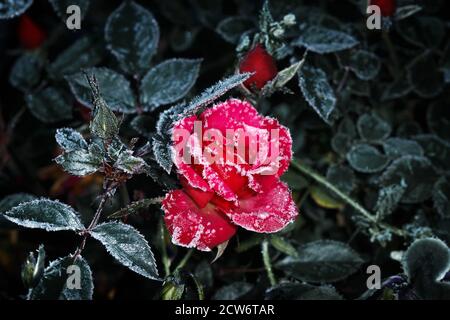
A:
25,86,73,124
55,128,88,152
2,199,84,231
292,26,358,54
91,221,160,280
28,255,93,300
66,67,136,113
276,240,364,283
0,0,32,19
346,144,389,174
114,149,148,175
105,0,159,76
140,58,202,111
298,64,337,125
0,193,36,213
55,149,102,176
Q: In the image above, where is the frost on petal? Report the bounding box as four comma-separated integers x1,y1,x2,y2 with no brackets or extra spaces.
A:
226,177,298,233
162,190,237,251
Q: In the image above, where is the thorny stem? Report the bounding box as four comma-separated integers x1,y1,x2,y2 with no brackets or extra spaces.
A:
290,159,406,237
261,240,276,286
73,181,116,261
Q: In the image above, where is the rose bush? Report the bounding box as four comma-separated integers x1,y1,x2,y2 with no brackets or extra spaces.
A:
162,98,297,251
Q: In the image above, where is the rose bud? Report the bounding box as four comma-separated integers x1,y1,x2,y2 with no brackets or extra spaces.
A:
369,0,397,17
239,44,278,90
17,15,47,50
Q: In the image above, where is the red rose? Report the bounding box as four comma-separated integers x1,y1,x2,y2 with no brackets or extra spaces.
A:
162,99,298,251
239,44,278,90
17,15,47,50
370,0,396,17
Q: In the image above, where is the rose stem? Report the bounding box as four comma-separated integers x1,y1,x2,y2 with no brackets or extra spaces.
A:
174,249,194,273
261,240,276,286
290,159,405,237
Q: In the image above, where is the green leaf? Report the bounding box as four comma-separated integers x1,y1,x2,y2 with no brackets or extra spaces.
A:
298,65,337,125
378,156,438,204
28,255,93,300
381,72,413,101
114,150,148,174
397,16,445,49
91,221,160,280
55,128,88,152
25,86,73,123
347,144,389,174
266,283,343,300
152,134,173,174
2,199,84,231
413,134,450,171
382,138,424,159
261,58,305,97
338,50,381,81
270,236,299,257
374,182,408,219
281,169,309,191
292,26,358,54
326,164,354,195
427,100,450,142
55,149,102,176
140,58,202,111
49,0,89,21
9,52,45,92
276,240,364,283
402,238,450,299
408,52,444,99
395,5,422,21
47,36,103,79
66,67,136,113
212,282,253,300
357,113,391,141
105,0,159,76
433,176,450,218
216,16,254,44
0,193,36,213
0,0,32,19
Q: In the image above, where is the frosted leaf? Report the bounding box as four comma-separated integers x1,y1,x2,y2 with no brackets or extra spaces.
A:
0,0,32,19
105,1,159,76
91,221,160,280
49,0,89,22
326,164,355,195
346,144,389,174
0,193,36,213
432,176,450,218
55,149,102,176
28,255,93,300
298,65,337,125
382,138,423,159
2,198,84,231
55,128,88,152
408,51,444,98
182,72,252,117
374,181,408,219
140,58,202,111
276,240,364,283
47,36,103,79
413,134,450,170
378,155,438,204
216,16,254,44
357,113,392,141
152,135,173,174
212,282,253,300
66,67,136,113
292,26,358,54
338,50,381,81
25,86,73,123
9,52,45,92
114,149,148,174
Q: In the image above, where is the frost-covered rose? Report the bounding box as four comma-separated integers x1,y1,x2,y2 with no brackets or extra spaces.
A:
162,99,298,251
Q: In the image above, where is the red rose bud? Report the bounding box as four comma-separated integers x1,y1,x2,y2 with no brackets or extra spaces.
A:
239,44,278,90
17,15,47,50
370,0,396,17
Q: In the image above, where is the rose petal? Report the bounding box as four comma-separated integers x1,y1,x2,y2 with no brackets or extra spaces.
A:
225,177,298,233
162,190,237,251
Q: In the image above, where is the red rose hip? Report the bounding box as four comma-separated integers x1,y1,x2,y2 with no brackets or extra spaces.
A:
239,44,278,90
17,15,47,50
370,0,396,17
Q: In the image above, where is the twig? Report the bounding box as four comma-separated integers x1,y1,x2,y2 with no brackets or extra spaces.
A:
261,240,276,286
